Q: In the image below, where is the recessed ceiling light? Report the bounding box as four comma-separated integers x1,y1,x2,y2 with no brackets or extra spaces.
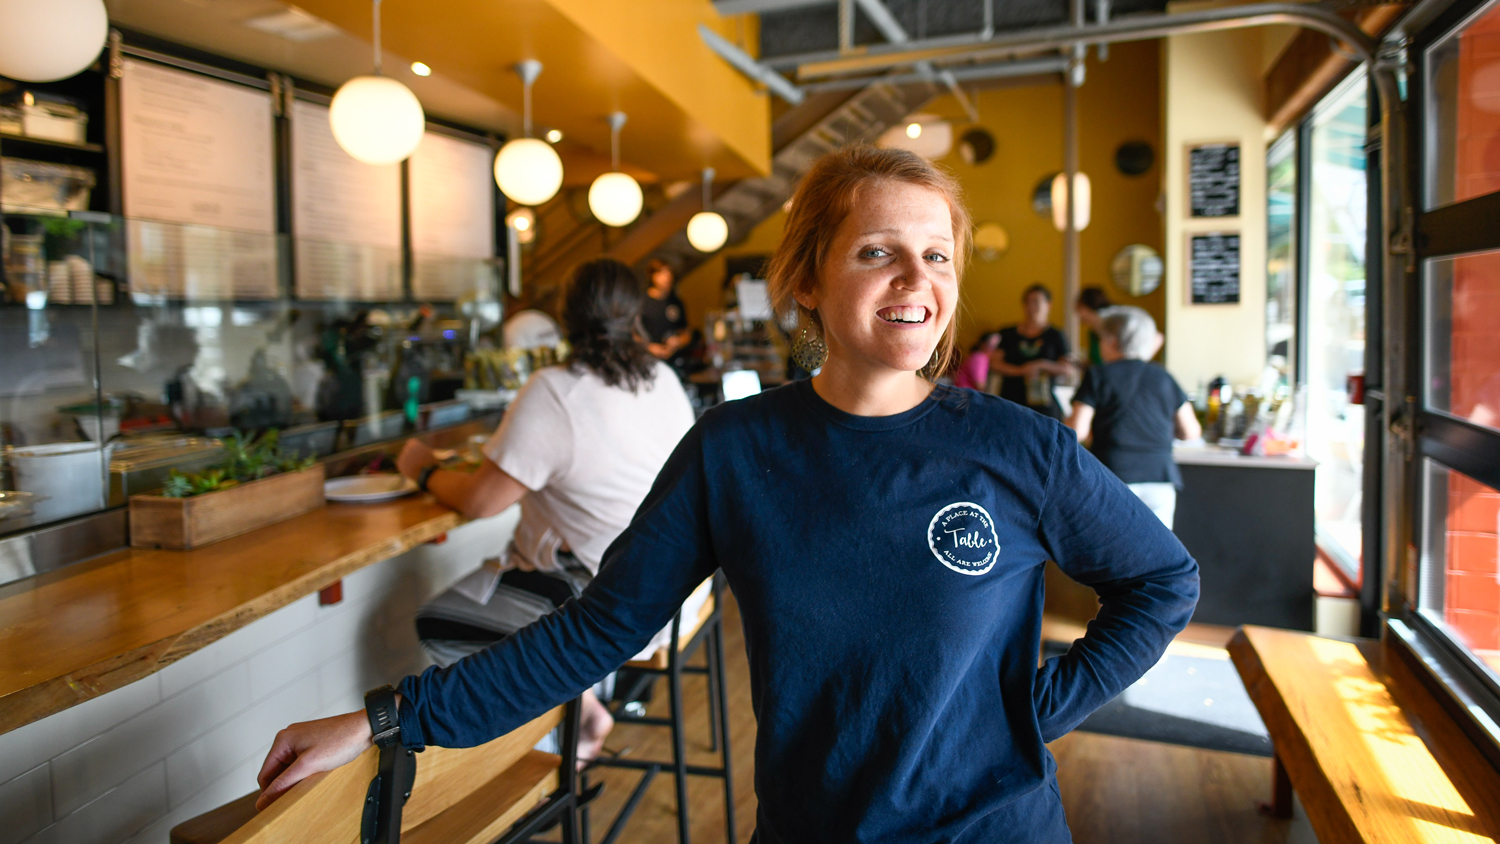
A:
906,122,922,139
243,8,339,42
410,61,431,77
545,129,562,143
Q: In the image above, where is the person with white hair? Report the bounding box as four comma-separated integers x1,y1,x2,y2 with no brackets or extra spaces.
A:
1066,306,1201,528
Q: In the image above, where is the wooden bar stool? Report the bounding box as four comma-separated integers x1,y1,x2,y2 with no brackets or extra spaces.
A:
170,702,584,844
585,572,735,844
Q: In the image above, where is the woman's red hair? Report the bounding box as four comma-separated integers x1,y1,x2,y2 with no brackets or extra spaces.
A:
766,145,971,377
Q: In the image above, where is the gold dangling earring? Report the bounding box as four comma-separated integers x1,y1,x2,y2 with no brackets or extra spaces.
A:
792,317,828,372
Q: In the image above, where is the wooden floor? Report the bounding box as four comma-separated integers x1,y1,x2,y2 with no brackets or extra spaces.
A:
567,597,1313,844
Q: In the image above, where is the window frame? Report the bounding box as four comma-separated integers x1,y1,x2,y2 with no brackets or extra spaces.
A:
1392,0,1500,769
1290,68,1378,588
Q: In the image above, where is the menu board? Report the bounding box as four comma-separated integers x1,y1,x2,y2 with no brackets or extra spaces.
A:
120,59,278,299
408,130,497,301
290,100,403,301
1189,232,1241,304
1188,143,1240,218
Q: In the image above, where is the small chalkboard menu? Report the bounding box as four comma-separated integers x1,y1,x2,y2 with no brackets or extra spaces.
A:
1189,233,1240,304
1188,143,1239,218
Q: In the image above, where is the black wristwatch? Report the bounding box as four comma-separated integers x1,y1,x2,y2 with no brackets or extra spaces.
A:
365,684,401,747
416,464,439,493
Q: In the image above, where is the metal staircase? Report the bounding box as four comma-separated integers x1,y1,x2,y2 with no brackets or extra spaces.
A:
644,78,942,282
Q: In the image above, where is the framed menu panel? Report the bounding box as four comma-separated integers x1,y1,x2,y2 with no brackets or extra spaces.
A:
1187,142,1240,218
120,58,278,299
1188,232,1241,304
290,100,403,301
408,130,497,301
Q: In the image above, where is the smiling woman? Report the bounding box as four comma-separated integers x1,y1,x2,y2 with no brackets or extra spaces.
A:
255,146,1199,844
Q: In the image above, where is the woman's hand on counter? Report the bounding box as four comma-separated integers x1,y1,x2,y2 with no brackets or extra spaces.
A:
397,439,438,480
255,710,374,810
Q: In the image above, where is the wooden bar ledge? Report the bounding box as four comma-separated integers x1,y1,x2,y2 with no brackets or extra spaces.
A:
0,496,462,735
1229,625,1500,843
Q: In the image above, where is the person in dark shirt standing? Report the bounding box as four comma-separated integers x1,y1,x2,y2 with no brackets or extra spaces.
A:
1066,306,1202,528
639,258,693,361
256,147,1198,843
994,283,1075,418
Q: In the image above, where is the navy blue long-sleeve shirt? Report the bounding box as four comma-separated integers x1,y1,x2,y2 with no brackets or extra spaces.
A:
397,380,1199,842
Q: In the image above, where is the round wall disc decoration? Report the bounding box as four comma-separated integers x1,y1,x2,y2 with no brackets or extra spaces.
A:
958,128,996,165
1115,141,1155,176
1111,244,1165,296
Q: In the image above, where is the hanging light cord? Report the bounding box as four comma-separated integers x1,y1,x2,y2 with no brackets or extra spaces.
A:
702,167,716,210
523,80,533,139
371,0,383,76
611,124,620,171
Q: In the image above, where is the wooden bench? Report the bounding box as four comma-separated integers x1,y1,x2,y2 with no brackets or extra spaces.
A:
171,707,575,844
1229,625,1500,843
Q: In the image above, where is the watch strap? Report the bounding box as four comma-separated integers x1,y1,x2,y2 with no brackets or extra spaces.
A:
417,464,439,493
365,684,401,747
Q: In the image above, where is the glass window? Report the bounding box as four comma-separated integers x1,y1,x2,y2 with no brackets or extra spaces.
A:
1426,251,1500,432
1419,460,1500,679
1305,70,1369,570
1266,130,1297,381
1425,0,1500,210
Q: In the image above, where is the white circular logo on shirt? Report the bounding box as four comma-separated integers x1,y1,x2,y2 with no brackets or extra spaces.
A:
927,501,1001,576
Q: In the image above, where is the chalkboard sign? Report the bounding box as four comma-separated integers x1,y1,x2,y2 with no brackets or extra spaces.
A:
1189,233,1240,304
1188,143,1239,217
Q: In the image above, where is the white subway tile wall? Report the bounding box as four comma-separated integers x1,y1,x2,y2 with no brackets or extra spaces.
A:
0,508,517,844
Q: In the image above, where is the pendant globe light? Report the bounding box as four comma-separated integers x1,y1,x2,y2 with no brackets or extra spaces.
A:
0,0,108,83
687,167,728,253
494,61,564,206
588,112,643,227
328,0,425,165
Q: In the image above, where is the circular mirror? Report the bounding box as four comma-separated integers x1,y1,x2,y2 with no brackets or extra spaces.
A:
958,128,996,165
1031,173,1058,217
973,222,1009,260
1110,244,1164,296
1115,141,1155,176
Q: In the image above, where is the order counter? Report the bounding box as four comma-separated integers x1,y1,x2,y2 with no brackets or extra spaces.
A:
1172,446,1318,631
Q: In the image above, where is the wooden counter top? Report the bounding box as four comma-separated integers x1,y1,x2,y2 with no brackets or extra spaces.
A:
0,496,462,736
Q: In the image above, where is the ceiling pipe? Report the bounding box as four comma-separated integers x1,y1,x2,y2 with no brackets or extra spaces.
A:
855,0,979,122
784,2,1376,77
798,55,1067,94
698,23,805,104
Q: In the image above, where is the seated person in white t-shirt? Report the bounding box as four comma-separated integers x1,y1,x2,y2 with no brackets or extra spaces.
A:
395,257,697,763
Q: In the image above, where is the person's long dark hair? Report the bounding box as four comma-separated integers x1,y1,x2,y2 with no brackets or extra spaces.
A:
562,258,657,392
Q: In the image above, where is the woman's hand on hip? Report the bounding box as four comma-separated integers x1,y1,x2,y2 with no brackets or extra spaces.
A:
397,439,437,480
255,710,373,810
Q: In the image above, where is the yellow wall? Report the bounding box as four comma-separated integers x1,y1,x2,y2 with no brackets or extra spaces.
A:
925,42,1166,353
1163,26,1269,389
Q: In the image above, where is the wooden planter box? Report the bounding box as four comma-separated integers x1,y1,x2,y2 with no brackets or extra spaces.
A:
130,465,326,549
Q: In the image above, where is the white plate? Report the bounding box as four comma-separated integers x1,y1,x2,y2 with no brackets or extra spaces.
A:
324,474,419,503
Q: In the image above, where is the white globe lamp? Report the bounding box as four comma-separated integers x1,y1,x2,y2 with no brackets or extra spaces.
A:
0,0,109,82
329,76,425,165
328,0,425,165
1050,171,1092,232
587,112,642,227
495,60,564,206
590,172,643,227
495,138,564,206
688,211,728,253
687,167,728,252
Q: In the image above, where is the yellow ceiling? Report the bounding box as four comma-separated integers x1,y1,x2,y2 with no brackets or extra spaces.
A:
292,0,771,181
